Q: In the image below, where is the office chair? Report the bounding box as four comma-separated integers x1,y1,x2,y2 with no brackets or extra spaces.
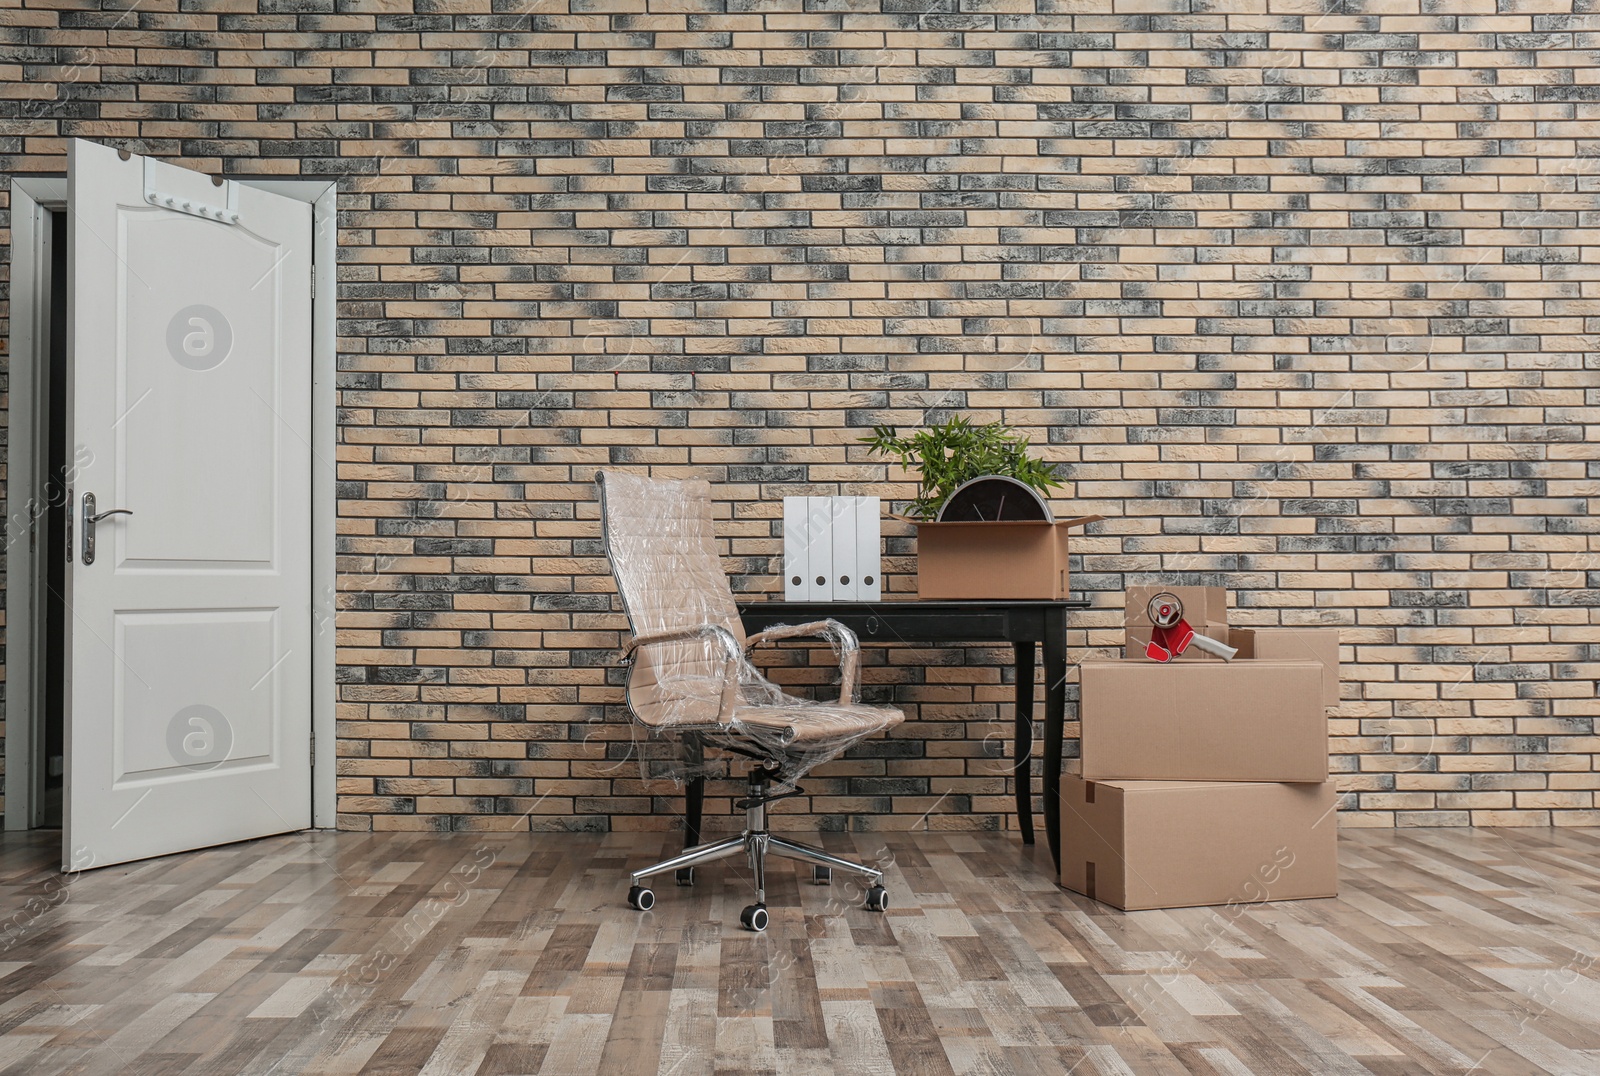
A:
596,470,904,931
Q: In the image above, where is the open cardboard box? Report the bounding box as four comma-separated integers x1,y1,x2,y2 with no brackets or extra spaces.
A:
1059,775,1339,910
906,515,1103,601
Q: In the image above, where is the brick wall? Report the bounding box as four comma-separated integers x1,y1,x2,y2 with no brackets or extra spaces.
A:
2,1,1597,832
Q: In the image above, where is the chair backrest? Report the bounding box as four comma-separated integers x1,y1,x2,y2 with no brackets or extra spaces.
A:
596,470,747,650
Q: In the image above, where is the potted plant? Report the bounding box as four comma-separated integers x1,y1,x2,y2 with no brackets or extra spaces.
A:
861,418,1101,600
859,416,1065,520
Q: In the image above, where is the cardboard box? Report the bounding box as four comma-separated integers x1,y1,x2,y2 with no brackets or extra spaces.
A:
1231,627,1341,709
910,515,1101,601
1059,775,1339,910
1078,659,1328,782
1123,585,1230,661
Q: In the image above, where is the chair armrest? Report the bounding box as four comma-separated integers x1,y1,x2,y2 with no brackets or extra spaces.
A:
623,623,742,663
745,619,861,703
745,619,853,649
621,624,743,730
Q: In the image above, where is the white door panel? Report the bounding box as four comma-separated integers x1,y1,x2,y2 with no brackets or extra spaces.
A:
65,139,313,870
121,210,281,569
116,609,281,777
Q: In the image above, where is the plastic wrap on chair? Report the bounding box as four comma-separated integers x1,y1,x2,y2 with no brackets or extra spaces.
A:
597,470,903,787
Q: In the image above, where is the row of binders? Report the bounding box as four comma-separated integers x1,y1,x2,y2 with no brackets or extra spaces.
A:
783,496,882,601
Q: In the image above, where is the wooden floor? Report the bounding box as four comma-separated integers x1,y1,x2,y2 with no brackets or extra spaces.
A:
0,828,1597,1074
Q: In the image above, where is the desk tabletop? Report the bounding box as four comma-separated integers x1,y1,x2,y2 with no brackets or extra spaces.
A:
736,597,1092,610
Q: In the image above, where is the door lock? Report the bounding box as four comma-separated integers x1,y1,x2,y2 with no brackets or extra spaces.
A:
81,492,132,565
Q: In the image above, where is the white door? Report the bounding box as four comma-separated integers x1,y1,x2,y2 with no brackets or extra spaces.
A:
63,139,314,871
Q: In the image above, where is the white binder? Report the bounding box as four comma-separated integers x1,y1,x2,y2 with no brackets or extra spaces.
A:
804,496,833,601
783,496,808,600
830,497,857,600
855,495,881,600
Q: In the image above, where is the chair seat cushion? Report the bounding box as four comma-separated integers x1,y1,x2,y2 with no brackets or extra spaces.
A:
732,701,904,747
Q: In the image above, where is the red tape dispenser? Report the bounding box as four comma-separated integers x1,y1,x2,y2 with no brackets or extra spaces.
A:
1144,591,1238,663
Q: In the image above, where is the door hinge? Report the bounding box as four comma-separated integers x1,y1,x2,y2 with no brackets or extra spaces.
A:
310,734,316,769
310,264,316,299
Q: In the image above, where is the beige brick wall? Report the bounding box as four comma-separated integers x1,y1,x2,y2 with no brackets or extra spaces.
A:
1,1,1597,832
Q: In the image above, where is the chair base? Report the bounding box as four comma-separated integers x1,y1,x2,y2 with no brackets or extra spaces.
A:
627,767,888,930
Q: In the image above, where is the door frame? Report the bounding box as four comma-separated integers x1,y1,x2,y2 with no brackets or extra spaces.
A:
5,170,339,831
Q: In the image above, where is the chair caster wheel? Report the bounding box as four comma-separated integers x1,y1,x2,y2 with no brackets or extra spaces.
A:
865,886,889,912
675,867,695,887
813,866,832,885
739,903,769,932
627,886,654,911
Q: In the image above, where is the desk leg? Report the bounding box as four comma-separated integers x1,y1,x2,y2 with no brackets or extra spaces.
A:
1043,613,1068,871
1012,642,1036,845
684,775,704,851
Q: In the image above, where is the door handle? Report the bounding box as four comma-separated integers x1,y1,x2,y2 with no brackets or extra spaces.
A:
81,493,132,565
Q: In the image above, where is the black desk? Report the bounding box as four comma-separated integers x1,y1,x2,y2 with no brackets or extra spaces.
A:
737,598,1089,868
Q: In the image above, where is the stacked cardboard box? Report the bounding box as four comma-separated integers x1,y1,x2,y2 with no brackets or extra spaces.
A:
1061,587,1342,911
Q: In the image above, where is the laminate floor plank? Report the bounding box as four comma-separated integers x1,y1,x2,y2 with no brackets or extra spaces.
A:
0,830,1597,1073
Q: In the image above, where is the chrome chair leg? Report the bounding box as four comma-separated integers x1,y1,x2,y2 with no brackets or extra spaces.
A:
740,832,771,931
768,835,884,885
747,833,769,903
629,834,746,887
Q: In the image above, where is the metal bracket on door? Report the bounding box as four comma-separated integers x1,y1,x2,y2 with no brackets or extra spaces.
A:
81,493,133,565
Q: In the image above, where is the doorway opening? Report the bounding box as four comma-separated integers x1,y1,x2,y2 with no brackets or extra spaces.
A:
11,208,72,832
37,207,69,828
